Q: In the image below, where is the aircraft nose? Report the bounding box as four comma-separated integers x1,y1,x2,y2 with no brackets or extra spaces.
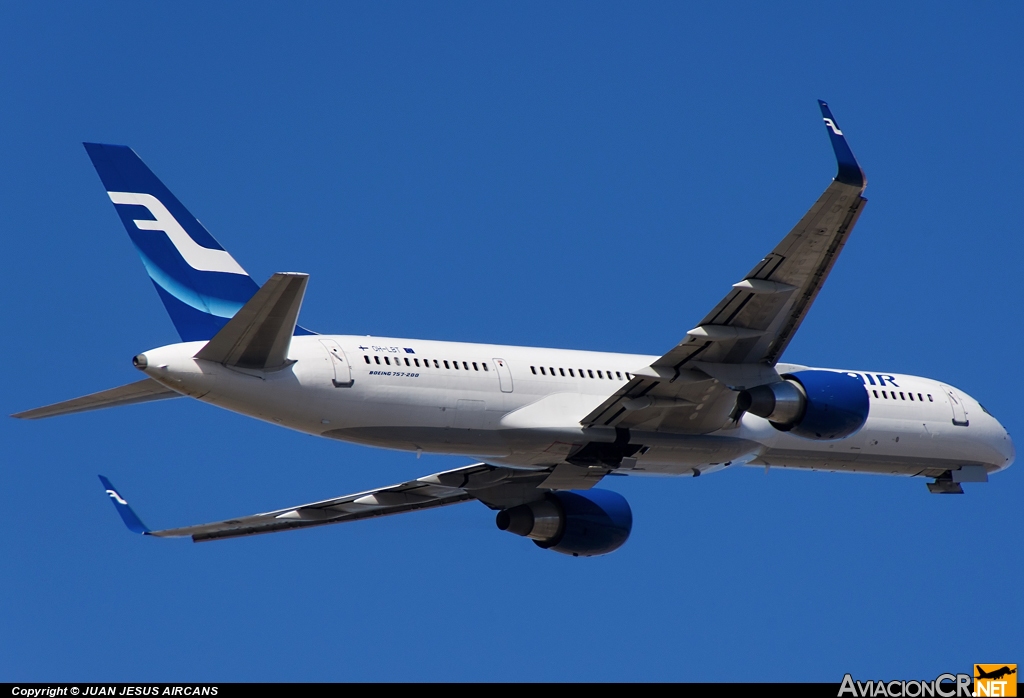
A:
985,410,1015,471
998,427,1015,470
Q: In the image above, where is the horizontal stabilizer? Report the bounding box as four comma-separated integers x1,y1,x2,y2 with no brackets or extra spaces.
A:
12,378,181,420
194,272,308,370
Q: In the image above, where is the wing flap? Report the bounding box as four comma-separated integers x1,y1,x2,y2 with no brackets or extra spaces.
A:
12,378,181,420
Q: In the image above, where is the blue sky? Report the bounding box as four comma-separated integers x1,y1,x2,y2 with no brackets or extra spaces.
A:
2,2,1021,682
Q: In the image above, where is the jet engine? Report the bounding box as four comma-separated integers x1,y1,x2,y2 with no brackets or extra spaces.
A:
495,489,632,557
738,370,869,440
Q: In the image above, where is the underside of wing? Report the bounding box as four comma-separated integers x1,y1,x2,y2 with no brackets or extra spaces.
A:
99,462,635,556
101,464,553,542
583,101,867,435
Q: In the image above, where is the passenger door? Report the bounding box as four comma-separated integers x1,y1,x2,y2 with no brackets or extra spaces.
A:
940,384,968,426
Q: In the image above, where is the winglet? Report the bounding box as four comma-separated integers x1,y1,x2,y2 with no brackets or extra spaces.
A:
98,476,151,534
817,100,866,189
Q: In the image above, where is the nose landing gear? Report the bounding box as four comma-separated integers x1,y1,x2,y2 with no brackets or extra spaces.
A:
926,465,988,494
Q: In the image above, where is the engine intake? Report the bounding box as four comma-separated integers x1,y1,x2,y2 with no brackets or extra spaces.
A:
738,370,869,440
496,489,632,557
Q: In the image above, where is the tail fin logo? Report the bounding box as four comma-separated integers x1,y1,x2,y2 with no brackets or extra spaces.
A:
823,117,843,135
108,192,247,275
105,488,128,505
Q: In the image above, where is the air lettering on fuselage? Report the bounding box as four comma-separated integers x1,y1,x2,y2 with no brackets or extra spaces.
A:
846,372,900,388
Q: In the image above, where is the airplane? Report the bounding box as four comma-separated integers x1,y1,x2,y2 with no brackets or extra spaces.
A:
13,101,1015,557
976,666,1016,681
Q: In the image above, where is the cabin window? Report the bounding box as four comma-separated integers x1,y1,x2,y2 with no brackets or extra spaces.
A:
588,370,595,378
918,393,923,401
873,390,879,398
597,370,603,378
364,356,371,364
540,367,547,375
374,356,381,365
626,373,632,380
414,358,420,367
559,368,566,376
908,392,914,401
473,362,479,371
531,366,537,375
454,361,460,369
568,368,575,377
900,392,905,400
616,372,623,379
549,367,555,376
404,358,411,366
444,360,450,369
385,357,392,365
462,361,469,370
928,394,933,402
579,369,586,377
482,363,489,371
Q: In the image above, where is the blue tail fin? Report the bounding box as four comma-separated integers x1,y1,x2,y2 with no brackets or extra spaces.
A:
84,143,262,342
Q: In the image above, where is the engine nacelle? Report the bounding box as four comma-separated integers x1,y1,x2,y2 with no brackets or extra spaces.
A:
739,370,869,440
495,489,632,557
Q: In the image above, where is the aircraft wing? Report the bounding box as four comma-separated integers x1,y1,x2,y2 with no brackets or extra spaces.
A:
582,101,868,435
99,463,555,542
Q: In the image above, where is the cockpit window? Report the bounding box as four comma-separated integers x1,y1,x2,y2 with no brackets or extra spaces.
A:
980,403,992,415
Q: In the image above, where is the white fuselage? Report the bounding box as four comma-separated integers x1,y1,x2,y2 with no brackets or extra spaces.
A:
138,335,1015,479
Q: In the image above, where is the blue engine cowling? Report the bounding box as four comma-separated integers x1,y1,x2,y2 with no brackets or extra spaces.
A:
495,489,632,557
740,369,869,440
